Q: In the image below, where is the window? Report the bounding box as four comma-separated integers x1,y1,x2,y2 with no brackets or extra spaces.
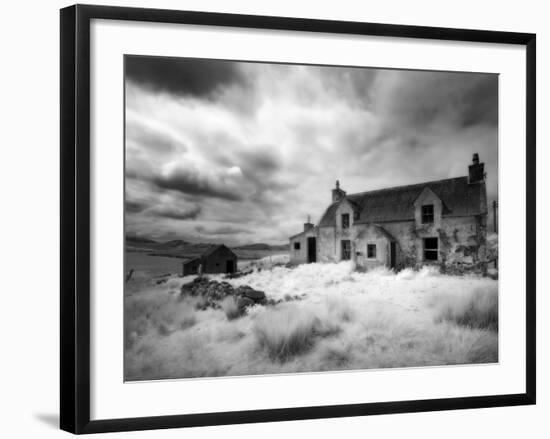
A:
424,237,438,261
341,240,351,260
294,242,300,250
422,204,434,224
341,213,350,229
367,244,376,258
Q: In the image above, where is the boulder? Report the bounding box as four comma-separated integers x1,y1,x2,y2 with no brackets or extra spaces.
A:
237,296,255,311
236,285,266,301
180,277,268,310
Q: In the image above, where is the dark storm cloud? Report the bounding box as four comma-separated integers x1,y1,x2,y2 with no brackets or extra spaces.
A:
240,148,281,174
459,75,498,127
125,59,499,242
375,71,498,132
125,199,148,213
125,56,247,98
149,204,202,221
152,167,242,201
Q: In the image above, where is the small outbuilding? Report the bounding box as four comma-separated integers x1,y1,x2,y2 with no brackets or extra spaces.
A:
182,244,238,276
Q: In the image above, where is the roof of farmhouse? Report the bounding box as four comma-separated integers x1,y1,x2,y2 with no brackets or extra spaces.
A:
318,176,486,227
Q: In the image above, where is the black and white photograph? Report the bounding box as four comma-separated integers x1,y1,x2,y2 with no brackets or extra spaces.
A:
124,56,499,381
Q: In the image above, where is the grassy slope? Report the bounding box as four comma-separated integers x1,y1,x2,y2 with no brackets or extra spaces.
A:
124,262,498,381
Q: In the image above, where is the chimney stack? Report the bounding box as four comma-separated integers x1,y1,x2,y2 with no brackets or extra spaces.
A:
304,214,314,232
468,153,485,184
332,180,347,203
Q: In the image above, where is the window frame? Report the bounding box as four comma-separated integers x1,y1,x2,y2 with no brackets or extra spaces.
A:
341,213,350,229
293,242,301,250
341,240,351,260
423,237,439,261
367,244,377,259
421,204,434,224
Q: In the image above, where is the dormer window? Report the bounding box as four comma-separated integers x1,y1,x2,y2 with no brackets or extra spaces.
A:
421,204,434,224
341,213,350,229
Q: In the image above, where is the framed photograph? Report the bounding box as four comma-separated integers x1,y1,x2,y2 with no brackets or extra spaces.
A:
60,4,536,434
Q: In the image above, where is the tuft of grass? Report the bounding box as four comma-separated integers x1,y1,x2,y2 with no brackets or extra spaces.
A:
253,306,321,361
434,286,498,330
325,296,355,323
124,291,198,348
220,296,241,320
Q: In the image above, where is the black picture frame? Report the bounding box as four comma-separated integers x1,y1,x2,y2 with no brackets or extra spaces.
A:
60,4,536,434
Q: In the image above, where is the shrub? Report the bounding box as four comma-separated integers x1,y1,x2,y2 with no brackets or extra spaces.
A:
434,286,498,330
124,291,197,348
220,296,241,320
253,306,320,361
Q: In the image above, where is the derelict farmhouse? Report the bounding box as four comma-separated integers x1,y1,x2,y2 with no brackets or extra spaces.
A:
289,154,488,273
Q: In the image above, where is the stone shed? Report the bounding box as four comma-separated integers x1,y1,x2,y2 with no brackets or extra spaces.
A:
182,244,238,276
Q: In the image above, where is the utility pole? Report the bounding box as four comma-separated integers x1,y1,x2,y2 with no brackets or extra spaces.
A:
492,200,498,234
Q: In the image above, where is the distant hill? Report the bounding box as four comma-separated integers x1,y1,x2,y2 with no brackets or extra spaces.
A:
126,235,158,244
235,243,270,251
161,239,190,248
235,243,288,251
125,236,288,260
269,244,290,251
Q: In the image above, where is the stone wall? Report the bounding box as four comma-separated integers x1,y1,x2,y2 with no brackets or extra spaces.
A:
353,224,391,270
318,226,337,263
291,215,488,274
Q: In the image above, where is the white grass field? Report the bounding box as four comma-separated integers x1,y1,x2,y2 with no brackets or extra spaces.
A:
124,258,498,381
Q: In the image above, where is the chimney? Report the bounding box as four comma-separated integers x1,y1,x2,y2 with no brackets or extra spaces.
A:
332,180,347,203
468,153,485,184
304,215,314,232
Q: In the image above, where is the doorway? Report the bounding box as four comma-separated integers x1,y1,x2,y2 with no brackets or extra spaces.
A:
390,242,396,269
341,240,351,261
307,237,317,263
226,260,235,273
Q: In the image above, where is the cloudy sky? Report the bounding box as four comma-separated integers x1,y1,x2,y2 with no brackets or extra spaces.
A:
125,56,498,245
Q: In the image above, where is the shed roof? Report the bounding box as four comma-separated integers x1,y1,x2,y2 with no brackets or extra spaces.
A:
319,176,486,227
182,244,237,266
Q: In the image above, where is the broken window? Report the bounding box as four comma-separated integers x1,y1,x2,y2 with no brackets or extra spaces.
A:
341,240,351,260
294,242,300,250
424,237,438,261
367,244,376,258
341,213,350,229
422,204,434,224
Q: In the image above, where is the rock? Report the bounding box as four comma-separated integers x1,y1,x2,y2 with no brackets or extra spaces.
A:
180,277,268,310
237,296,255,311
224,269,253,279
236,285,266,301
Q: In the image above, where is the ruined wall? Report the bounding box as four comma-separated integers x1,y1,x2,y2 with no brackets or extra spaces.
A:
434,215,487,274
361,215,487,272
383,216,487,273
379,221,417,269
292,213,487,273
